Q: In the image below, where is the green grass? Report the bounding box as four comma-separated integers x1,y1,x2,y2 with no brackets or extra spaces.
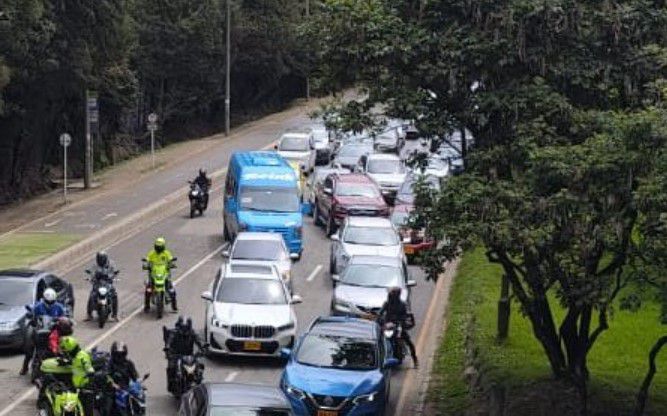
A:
0,233,79,269
429,247,667,415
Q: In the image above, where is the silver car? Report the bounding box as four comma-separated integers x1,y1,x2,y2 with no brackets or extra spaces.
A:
329,216,404,275
330,255,415,318
223,232,297,291
357,153,407,202
275,132,316,173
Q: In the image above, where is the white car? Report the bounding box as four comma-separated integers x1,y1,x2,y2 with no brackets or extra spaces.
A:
201,262,301,357
309,125,333,165
275,132,316,173
357,153,407,201
329,216,404,275
222,232,297,291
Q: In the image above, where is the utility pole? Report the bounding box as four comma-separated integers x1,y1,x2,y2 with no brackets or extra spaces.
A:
84,90,98,189
225,0,231,136
59,133,72,204
305,0,310,100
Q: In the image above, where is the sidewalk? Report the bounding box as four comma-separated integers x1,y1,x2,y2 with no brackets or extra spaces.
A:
0,97,323,267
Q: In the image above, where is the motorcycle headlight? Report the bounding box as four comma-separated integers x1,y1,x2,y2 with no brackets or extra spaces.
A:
98,287,108,296
183,364,196,374
384,329,395,338
353,392,377,405
284,384,307,400
63,401,77,412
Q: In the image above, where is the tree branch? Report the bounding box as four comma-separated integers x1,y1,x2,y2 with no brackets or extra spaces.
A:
634,335,667,416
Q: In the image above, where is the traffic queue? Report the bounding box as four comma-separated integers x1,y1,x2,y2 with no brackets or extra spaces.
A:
0,118,464,415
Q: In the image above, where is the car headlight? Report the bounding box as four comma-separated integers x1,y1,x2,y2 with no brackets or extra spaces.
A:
278,322,295,332
353,392,378,405
285,384,307,400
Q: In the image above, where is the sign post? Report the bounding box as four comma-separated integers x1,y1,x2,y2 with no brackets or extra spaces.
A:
85,90,99,189
59,133,72,204
147,113,158,169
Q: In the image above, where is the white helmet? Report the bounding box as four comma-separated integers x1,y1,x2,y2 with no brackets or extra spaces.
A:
43,288,57,304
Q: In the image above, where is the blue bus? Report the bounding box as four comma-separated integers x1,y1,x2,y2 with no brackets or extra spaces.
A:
223,151,304,257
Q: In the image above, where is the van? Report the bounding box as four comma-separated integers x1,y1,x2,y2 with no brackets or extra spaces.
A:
223,152,304,257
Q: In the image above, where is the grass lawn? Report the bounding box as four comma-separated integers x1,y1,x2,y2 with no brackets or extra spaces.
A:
429,247,667,415
0,232,79,269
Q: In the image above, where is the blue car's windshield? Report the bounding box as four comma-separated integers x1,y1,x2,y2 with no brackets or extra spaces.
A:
240,186,300,213
296,334,377,370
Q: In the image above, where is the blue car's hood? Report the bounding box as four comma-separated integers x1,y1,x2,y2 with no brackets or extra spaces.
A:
285,363,382,397
239,211,302,228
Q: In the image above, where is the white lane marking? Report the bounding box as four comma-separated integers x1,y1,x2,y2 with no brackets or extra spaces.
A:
44,219,62,227
75,223,98,229
224,371,239,382
306,265,323,282
102,213,118,221
0,244,225,416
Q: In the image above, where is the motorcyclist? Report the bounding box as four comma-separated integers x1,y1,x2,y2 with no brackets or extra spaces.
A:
109,341,139,389
20,289,67,375
85,251,119,322
162,316,205,393
145,237,178,312
378,287,419,368
192,168,211,208
59,336,96,415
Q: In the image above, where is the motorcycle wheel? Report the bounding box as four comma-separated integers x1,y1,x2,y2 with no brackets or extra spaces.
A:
98,306,107,329
190,203,196,219
156,294,164,319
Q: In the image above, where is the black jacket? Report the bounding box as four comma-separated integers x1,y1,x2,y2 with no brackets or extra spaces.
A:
379,299,409,325
163,327,203,357
110,359,138,388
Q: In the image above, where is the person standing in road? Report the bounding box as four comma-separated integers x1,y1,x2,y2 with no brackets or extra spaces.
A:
145,237,178,312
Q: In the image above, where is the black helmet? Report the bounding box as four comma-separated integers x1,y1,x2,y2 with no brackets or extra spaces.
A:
184,317,193,331
388,286,402,302
111,341,128,362
175,316,184,329
199,168,207,177
96,251,109,268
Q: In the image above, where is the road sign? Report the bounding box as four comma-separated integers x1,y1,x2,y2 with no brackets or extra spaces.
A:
148,113,158,124
59,133,72,147
147,122,158,132
87,92,99,124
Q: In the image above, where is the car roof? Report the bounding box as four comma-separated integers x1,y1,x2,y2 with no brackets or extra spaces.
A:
223,262,280,280
348,255,403,267
367,153,400,161
309,316,378,340
280,132,311,140
205,382,291,408
333,173,375,184
0,269,43,279
235,232,284,242
346,216,393,228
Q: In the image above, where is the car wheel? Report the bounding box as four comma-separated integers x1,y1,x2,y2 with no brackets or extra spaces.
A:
329,256,336,274
313,201,323,226
223,222,230,241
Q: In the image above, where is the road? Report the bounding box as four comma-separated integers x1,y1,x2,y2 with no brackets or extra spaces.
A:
0,109,438,416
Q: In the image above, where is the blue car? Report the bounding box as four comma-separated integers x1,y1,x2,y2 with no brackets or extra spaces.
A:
280,316,399,416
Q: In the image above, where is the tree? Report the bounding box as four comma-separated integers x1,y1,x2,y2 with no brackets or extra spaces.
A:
305,0,667,409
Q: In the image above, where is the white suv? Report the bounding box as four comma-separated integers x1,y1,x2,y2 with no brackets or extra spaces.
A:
275,132,316,173
201,262,302,357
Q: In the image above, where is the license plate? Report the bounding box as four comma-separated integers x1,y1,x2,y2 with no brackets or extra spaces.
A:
404,246,415,254
243,341,262,351
317,411,338,416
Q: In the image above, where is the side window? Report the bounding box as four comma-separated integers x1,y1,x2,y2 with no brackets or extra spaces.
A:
36,279,47,300
225,173,234,197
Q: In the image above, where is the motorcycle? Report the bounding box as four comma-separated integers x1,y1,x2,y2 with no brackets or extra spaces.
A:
37,379,84,416
169,352,205,399
25,306,58,382
187,181,208,218
383,322,405,365
142,258,176,319
115,374,150,415
86,269,119,329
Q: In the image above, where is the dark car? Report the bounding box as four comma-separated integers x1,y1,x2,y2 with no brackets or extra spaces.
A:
178,382,293,416
313,173,389,235
331,143,374,170
395,174,441,206
0,270,74,350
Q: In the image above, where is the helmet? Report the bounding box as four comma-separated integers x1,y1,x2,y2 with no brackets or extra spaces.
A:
175,316,184,329
59,336,79,354
96,251,109,268
199,168,207,177
55,317,73,336
388,286,401,301
43,288,57,304
184,317,193,331
154,237,166,253
111,341,128,362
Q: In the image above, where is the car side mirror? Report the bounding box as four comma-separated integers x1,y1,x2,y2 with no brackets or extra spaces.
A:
330,234,339,241
407,279,417,287
280,348,292,360
221,249,230,258
201,291,213,302
290,253,300,260
384,357,400,369
290,294,303,304
332,274,340,282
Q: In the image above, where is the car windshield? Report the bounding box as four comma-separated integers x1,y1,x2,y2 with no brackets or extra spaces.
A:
217,279,287,305
240,186,300,212
341,264,402,287
297,334,377,370
0,279,33,306
211,409,291,416
367,159,405,174
279,136,309,151
338,145,370,158
390,211,410,227
397,177,440,204
232,240,283,261
336,183,379,198
343,226,398,245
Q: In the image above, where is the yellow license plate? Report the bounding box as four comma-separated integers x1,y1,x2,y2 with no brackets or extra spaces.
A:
243,341,262,351
404,246,415,254
317,411,338,416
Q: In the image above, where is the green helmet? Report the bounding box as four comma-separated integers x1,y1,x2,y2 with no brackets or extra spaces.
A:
60,336,79,353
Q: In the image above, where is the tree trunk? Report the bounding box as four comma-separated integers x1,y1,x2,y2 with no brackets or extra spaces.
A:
634,335,667,416
497,273,511,341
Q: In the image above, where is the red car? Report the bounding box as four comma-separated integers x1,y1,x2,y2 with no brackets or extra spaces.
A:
313,173,389,235
390,203,434,262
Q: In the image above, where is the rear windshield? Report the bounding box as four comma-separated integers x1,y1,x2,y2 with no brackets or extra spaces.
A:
232,240,284,261
279,136,309,151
